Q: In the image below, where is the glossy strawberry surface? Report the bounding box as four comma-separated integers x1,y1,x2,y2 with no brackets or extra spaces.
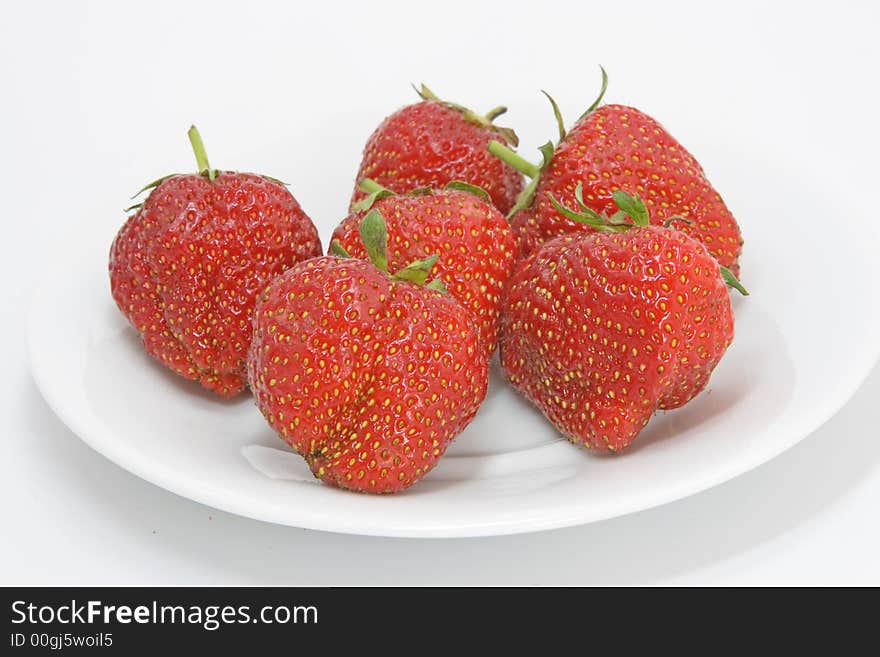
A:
500,225,735,451
511,105,743,273
110,172,321,396
247,256,488,493
352,100,524,214
331,189,517,357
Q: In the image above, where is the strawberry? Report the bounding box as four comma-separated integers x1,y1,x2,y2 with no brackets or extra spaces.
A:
330,179,517,357
351,85,525,215
499,190,745,452
248,210,488,493
109,126,322,397
489,69,744,273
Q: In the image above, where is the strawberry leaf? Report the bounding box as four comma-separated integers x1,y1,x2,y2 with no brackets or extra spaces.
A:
392,254,439,286
579,66,609,119
426,278,448,293
329,240,352,258
415,83,519,146
130,173,180,199
353,179,396,212
548,193,604,227
541,90,566,142
720,265,749,296
358,209,389,272
612,190,650,226
445,180,491,203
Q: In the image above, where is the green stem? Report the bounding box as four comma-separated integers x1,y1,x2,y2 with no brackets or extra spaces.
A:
187,125,215,181
487,141,539,179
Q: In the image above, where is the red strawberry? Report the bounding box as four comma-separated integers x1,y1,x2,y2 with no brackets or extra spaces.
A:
248,210,488,493
109,126,322,397
330,180,517,357
499,191,744,452
489,70,744,273
351,85,525,215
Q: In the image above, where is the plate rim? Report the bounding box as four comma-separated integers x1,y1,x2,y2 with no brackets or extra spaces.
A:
25,249,880,538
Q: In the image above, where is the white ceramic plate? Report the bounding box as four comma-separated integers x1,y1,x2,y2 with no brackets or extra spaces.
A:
27,152,880,537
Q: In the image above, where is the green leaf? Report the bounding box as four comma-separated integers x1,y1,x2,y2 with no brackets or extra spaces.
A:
574,182,589,211
548,193,605,227
408,186,434,196
541,90,566,142
416,84,519,145
352,187,395,213
507,178,539,219
413,83,440,102
445,180,491,202
720,265,749,296
426,278,448,293
130,173,180,199
358,178,387,195
579,66,609,119
612,190,650,226
392,254,439,286
124,202,143,213
493,126,520,147
329,240,352,258
490,140,558,219
537,141,555,169
352,179,396,212
607,210,631,225
358,209,388,272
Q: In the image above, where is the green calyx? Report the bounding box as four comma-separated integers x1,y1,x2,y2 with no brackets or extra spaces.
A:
328,240,352,258
443,180,491,202
358,209,389,272
331,209,447,293
353,178,493,212
413,83,519,147
485,66,609,219
541,90,567,142
720,266,749,296
551,185,749,296
129,173,180,201
579,65,609,120
353,179,397,212
548,184,649,233
126,125,222,212
394,253,441,286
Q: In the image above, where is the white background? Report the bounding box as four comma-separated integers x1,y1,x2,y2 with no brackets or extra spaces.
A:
2,0,879,585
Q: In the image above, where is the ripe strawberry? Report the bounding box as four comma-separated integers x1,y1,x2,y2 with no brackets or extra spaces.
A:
109,126,322,397
489,69,744,273
330,179,517,357
248,210,489,493
499,190,744,452
351,85,525,215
